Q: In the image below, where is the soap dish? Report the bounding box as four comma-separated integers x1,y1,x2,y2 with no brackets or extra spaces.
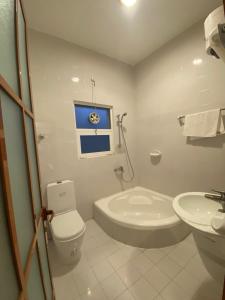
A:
150,150,162,158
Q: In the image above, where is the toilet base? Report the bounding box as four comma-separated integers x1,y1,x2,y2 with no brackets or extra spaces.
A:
53,233,84,265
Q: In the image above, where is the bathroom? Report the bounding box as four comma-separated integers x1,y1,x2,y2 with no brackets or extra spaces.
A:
1,0,225,299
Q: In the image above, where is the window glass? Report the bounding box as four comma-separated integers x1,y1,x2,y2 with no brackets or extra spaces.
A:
18,0,32,110
80,135,110,154
0,0,19,94
75,104,111,129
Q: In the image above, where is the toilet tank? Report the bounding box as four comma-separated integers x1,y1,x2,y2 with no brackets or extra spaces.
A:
47,180,76,214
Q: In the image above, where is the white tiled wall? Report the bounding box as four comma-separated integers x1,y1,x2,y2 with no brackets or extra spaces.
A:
29,21,225,222
28,30,137,220
135,22,225,196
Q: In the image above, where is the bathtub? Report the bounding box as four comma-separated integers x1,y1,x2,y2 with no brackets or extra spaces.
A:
94,187,190,248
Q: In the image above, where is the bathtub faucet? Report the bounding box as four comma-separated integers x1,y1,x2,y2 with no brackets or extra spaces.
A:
114,166,124,174
205,189,225,212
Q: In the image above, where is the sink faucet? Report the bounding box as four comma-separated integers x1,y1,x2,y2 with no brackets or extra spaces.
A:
205,189,225,212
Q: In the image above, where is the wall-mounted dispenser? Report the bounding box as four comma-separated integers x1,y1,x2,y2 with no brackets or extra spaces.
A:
204,5,225,63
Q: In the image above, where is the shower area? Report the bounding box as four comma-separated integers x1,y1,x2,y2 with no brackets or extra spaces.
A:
114,112,135,183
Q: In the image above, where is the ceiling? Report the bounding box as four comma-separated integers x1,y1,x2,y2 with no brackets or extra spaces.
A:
23,0,222,65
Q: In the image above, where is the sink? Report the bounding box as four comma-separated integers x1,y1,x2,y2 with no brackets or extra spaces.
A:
173,192,225,273
173,192,221,230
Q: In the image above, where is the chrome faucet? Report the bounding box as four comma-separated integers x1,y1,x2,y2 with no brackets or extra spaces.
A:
114,166,124,173
205,189,225,212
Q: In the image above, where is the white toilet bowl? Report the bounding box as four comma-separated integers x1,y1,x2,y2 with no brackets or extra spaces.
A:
50,210,85,264
47,180,86,264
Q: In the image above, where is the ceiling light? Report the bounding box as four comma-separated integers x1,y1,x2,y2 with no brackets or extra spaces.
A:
71,76,80,83
192,58,203,66
120,0,137,7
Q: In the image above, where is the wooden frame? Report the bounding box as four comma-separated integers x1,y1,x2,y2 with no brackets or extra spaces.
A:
0,98,27,299
222,4,225,299
0,0,54,299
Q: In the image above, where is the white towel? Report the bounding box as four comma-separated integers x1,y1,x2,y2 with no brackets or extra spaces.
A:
183,109,225,137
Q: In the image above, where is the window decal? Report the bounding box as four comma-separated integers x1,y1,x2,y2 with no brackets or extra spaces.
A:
89,112,100,125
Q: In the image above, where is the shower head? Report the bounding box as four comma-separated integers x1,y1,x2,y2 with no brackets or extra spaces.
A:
121,112,127,123
117,112,128,124
116,113,127,125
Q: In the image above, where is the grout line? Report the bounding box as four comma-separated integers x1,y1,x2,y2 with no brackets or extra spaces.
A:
52,221,222,300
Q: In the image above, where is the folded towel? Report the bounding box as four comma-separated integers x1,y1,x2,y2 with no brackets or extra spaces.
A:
183,109,225,137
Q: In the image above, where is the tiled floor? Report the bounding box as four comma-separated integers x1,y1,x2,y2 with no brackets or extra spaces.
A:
49,219,224,300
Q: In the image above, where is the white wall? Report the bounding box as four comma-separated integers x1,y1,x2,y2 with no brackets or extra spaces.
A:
28,30,137,220
29,21,225,221
135,22,225,196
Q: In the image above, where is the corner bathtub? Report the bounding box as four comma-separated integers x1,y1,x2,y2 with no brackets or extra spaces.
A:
94,187,190,248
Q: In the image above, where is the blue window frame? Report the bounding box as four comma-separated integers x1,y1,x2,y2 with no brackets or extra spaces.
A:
74,102,114,158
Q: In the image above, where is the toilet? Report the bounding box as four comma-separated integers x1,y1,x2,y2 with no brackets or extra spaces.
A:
47,180,86,264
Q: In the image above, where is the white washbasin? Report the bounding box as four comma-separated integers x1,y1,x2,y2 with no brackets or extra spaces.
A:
174,192,225,273
173,192,221,229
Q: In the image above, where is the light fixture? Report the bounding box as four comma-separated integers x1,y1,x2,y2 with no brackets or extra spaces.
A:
120,0,137,7
192,58,203,66
71,76,80,83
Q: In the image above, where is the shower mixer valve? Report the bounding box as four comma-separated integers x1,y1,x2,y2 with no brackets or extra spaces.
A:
115,112,134,182
114,166,124,173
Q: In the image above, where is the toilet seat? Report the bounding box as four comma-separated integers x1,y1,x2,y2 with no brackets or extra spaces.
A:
50,210,85,242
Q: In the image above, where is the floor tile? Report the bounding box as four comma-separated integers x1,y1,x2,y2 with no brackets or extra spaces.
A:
82,232,110,252
112,239,127,248
116,290,135,300
80,284,106,300
92,260,114,282
85,219,105,238
53,273,80,300
184,253,210,279
49,219,224,300
144,266,170,292
74,269,98,296
129,278,158,300
178,252,224,299
185,233,195,246
161,281,189,300
117,262,142,287
85,240,119,266
188,251,225,283
168,240,196,267
156,256,182,279
174,268,203,298
198,276,223,300
108,246,141,270
119,244,144,255
72,255,91,277
101,272,126,300
128,253,153,274
144,248,167,264
160,244,177,254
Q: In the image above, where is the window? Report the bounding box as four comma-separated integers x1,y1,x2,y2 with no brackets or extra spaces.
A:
74,102,114,158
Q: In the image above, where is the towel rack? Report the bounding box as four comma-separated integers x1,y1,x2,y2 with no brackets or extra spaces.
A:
177,108,225,124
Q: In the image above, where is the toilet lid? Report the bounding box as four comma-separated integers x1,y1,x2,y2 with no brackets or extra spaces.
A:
51,210,85,241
